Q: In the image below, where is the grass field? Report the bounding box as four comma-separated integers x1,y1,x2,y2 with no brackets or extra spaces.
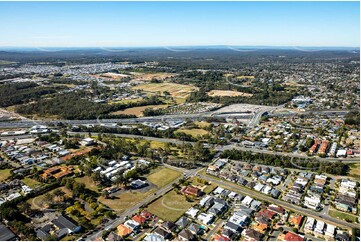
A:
329,209,358,223
147,190,196,222
347,163,360,179
75,176,99,193
175,128,209,137
132,82,198,100
147,168,182,188
133,73,176,81
28,186,72,209
22,177,42,188
99,188,156,214
110,104,168,117
236,75,255,79
207,89,253,97
109,98,143,105
194,121,212,129
189,177,217,194
0,169,12,181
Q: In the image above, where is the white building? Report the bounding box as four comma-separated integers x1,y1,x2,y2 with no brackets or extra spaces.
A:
314,220,325,235
304,196,321,210
197,213,214,225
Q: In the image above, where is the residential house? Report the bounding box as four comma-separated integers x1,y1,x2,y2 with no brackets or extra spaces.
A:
178,229,195,241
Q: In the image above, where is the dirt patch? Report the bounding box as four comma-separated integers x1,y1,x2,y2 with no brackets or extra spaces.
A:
207,90,253,97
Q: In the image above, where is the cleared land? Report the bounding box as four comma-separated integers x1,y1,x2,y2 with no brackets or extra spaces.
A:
75,176,99,193
22,177,42,188
146,167,182,188
207,89,253,97
133,73,176,81
147,190,196,222
0,169,12,181
175,128,209,137
110,104,168,117
28,186,72,209
236,75,255,79
194,121,212,129
329,209,358,223
99,188,156,214
132,82,198,101
347,163,360,179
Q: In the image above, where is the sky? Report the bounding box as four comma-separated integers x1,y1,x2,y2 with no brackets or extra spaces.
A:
0,1,359,47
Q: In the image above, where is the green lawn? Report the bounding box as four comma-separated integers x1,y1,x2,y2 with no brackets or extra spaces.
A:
175,128,209,138
347,162,360,179
0,169,12,181
147,167,182,188
147,190,196,222
75,176,99,193
22,177,42,188
329,209,358,223
98,188,156,215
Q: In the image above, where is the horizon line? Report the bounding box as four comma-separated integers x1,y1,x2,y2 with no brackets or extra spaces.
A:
0,45,359,50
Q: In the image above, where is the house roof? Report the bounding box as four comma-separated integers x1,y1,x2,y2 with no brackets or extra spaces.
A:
178,229,195,240
176,216,190,228
284,232,305,241
257,209,276,219
214,234,230,241
289,215,304,226
245,228,264,240
117,224,132,237
188,223,201,234
132,215,146,225
141,210,154,220
144,233,164,241
52,215,79,231
161,221,176,231
154,227,171,239
253,223,268,233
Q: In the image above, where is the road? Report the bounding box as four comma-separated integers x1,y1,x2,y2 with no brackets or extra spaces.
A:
197,173,359,230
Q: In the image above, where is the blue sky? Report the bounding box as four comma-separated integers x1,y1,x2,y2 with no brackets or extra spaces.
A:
0,1,359,47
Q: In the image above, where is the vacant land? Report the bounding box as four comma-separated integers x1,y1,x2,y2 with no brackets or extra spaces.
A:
207,89,253,97
236,75,255,79
28,186,72,209
132,82,198,100
99,188,156,214
133,73,176,81
110,104,168,117
109,98,143,105
175,128,209,137
194,121,212,129
147,168,182,188
75,176,99,193
147,190,196,222
0,169,12,181
347,162,360,179
329,209,358,223
22,177,42,188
